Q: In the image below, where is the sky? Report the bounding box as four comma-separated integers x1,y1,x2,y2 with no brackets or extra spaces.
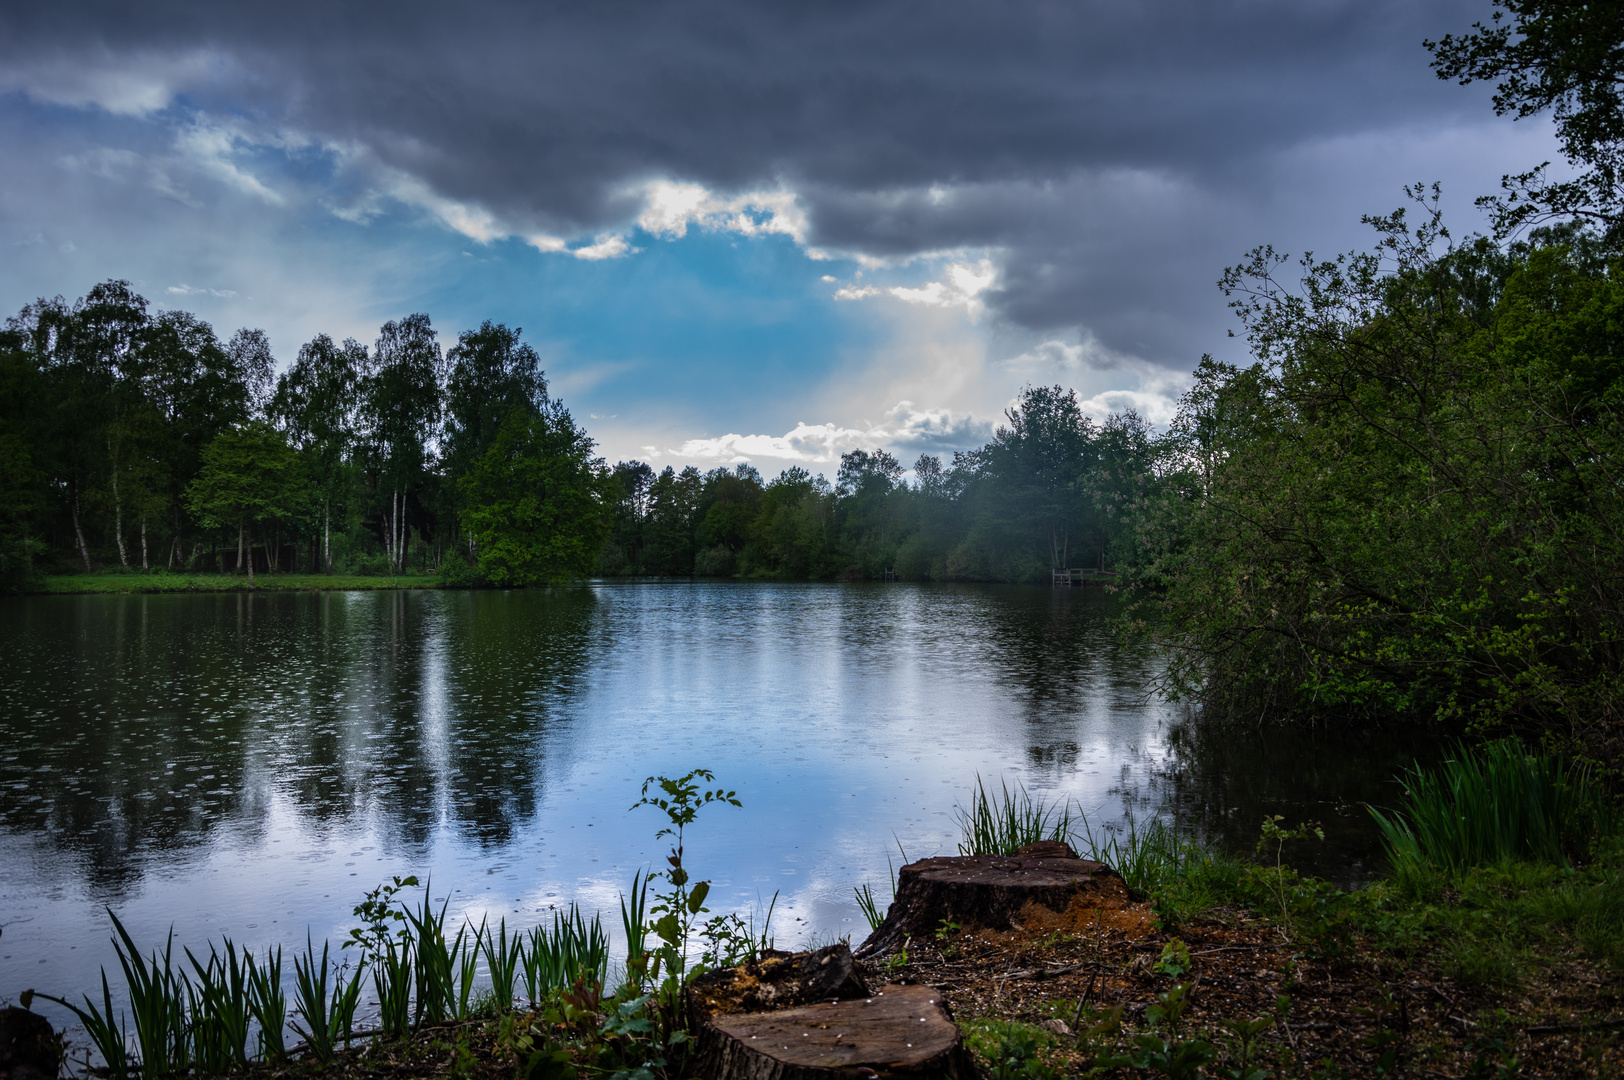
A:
0,0,1562,473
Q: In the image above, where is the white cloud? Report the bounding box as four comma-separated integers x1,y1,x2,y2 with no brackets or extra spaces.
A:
172,121,286,206
828,258,1000,320
649,401,993,467
636,180,808,243
167,284,238,298
570,233,635,260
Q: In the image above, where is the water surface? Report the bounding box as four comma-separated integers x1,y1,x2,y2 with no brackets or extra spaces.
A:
0,583,1417,1026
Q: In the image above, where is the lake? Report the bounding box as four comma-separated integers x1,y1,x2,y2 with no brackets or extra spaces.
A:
0,582,1424,1025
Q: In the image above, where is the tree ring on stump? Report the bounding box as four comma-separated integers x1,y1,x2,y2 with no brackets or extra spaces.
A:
695,984,975,1080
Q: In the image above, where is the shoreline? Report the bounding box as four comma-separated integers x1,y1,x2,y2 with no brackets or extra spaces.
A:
26,573,444,596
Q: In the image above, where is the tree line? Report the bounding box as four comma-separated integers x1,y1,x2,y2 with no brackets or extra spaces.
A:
0,289,603,588
0,284,1166,592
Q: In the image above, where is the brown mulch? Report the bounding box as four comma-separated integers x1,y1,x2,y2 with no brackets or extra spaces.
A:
859,905,1624,1078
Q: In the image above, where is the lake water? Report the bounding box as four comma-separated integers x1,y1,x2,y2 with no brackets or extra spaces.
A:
0,583,1424,1028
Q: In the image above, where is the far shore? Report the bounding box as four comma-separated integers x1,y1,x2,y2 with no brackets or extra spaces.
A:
29,572,443,595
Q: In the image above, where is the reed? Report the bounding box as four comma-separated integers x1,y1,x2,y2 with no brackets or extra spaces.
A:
183,939,252,1073
1369,738,1619,884
290,934,363,1061
243,945,287,1061
618,869,651,989
1076,813,1205,896
854,882,885,931
109,913,189,1078
954,775,1076,856
525,903,611,1002
371,938,414,1039
480,917,522,1010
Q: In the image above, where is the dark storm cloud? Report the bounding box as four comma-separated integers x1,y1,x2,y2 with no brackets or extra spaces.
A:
0,0,1502,358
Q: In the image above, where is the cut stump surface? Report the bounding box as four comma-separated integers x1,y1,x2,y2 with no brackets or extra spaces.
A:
696,984,974,1080
856,841,1148,956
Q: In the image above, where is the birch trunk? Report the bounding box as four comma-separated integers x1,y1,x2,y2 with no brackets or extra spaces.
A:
110,441,129,568
241,520,255,585
72,486,92,572
141,515,149,571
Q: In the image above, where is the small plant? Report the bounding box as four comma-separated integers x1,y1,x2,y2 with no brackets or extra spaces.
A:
1153,938,1192,979
1215,1014,1275,1080
344,874,420,967
964,1018,1060,1080
886,937,911,974
1257,816,1323,938
629,769,741,991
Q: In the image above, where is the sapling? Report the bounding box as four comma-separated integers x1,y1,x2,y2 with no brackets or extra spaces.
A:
628,768,741,990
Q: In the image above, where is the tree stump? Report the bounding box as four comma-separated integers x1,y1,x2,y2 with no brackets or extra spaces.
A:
686,944,870,1031
855,840,1146,956
0,1007,60,1080
693,984,974,1080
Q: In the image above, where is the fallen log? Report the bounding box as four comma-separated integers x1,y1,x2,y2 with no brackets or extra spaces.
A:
693,984,974,1080
855,841,1148,956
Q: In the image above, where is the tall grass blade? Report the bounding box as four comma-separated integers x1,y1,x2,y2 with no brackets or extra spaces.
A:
1370,738,1619,882
481,917,523,1010
954,775,1075,856
244,945,287,1061
854,883,884,931
108,911,188,1078
30,973,129,1079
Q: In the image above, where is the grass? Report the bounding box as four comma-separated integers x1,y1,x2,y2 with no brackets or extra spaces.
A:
1367,737,1618,890
35,572,441,595
954,775,1077,856
37,888,614,1078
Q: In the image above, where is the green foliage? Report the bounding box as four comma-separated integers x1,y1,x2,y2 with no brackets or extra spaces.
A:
1369,738,1618,886
1140,199,1624,758
954,775,1076,855
627,769,741,993
963,1018,1060,1080
1426,1,1624,235
460,404,609,586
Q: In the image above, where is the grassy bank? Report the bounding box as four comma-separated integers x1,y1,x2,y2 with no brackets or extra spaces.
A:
32,573,442,595
15,754,1621,1079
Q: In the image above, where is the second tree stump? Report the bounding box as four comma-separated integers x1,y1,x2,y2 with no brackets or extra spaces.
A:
855,841,1143,956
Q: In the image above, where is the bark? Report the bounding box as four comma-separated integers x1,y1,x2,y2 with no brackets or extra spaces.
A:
855,842,1136,958
324,506,331,574
110,437,129,568
694,984,973,1080
140,515,148,571
240,520,255,585
71,486,92,572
